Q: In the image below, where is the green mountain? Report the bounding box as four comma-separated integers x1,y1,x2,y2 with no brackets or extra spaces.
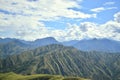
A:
0,44,120,80
0,72,89,80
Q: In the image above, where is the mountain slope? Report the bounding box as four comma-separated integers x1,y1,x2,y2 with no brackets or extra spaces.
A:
0,44,120,80
0,40,29,58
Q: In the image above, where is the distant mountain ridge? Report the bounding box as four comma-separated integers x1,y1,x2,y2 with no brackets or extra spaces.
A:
0,40,28,58
62,40,79,46
0,37,60,58
30,37,60,47
62,38,120,52
0,37,60,47
0,38,20,44
73,38,120,52
0,37,120,52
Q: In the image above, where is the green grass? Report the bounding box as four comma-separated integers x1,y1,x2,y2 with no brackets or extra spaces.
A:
0,72,90,80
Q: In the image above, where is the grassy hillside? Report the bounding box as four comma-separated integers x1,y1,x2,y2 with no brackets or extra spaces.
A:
0,72,89,80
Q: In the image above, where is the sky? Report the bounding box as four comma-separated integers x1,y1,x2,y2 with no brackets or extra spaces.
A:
0,0,120,41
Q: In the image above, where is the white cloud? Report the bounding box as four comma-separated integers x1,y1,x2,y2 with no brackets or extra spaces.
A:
91,7,105,13
0,0,95,39
0,0,95,20
99,21,120,39
91,7,117,13
61,21,120,41
48,12,119,41
114,12,120,23
0,11,120,41
0,0,120,41
15,24,49,40
61,12,120,41
107,7,117,10
0,0,96,40
103,2,115,6
0,0,96,29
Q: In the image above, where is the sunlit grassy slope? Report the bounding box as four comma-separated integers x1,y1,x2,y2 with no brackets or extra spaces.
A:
0,72,90,80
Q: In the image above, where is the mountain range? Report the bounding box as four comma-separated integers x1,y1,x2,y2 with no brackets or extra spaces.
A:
0,44,120,80
0,37,120,80
73,38,120,52
0,37,120,53
0,37,60,58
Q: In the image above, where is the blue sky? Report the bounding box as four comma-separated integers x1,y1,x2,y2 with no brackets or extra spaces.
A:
0,0,120,41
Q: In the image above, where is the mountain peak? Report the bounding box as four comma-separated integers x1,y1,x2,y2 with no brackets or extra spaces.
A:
35,37,56,42
31,37,60,47
44,37,55,39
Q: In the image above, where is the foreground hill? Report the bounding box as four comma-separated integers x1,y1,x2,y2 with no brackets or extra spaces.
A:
0,72,89,80
0,44,120,80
